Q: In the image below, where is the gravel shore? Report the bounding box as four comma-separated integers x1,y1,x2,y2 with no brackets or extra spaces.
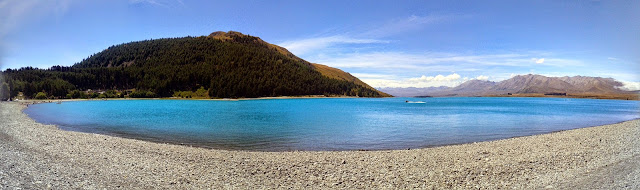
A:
1,102,638,189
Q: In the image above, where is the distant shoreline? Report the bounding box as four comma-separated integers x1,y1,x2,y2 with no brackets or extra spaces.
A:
12,95,363,105
485,92,639,100
407,93,639,101
12,92,640,104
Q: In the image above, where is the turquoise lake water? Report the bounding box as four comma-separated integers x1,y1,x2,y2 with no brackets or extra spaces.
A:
24,97,639,151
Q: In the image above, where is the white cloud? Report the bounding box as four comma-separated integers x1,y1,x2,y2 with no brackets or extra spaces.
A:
618,81,640,91
529,57,585,67
408,73,461,82
475,75,489,81
279,36,388,55
359,73,483,88
532,58,545,64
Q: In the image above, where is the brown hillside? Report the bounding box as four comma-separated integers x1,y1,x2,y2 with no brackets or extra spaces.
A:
451,80,495,93
311,63,391,97
493,74,575,93
558,76,625,93
209,31,390,97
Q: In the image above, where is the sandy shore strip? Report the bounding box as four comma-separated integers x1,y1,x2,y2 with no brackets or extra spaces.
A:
1,102,638,189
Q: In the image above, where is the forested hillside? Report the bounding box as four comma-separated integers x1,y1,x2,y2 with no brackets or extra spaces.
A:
1,31,388,99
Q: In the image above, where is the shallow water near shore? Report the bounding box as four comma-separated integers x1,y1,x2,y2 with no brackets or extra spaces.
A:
24,97,639,151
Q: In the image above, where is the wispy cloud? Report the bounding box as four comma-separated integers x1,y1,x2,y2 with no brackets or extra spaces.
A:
275,12,623,88
317,51,589,88
316,51,579,71
355,73,492,88
538,58,584,67
129,0,184,7
279,36,388,56
0,0,71,37
363,14,464,38
278,14,464,56
0,0,37,38
349,73,395,79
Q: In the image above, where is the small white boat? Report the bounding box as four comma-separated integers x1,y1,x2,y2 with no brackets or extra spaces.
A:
405,101,426,104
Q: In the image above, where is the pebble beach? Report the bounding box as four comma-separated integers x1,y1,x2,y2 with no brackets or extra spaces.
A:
1,101,638,189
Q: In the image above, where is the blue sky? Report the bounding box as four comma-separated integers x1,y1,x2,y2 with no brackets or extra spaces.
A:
1,0,639,89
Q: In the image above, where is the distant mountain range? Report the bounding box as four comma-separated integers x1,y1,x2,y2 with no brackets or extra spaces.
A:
379,74,637,98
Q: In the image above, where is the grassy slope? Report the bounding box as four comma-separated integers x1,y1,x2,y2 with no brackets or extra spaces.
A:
311,63,391,97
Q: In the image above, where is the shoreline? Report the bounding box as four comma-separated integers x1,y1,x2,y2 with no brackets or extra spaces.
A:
2,101,639,188
417,93,639,101
485,92,640,101
12,92,639,105
12,95,362,104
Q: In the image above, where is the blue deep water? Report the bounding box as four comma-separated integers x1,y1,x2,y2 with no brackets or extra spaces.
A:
24,97,640,151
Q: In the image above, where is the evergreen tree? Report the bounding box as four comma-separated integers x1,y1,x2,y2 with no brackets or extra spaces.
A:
0,82,10,101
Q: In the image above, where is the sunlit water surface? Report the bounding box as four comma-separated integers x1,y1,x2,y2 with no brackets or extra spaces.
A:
24,97,640,151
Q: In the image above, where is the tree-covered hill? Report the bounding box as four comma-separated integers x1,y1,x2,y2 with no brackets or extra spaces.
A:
1,31,390,99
